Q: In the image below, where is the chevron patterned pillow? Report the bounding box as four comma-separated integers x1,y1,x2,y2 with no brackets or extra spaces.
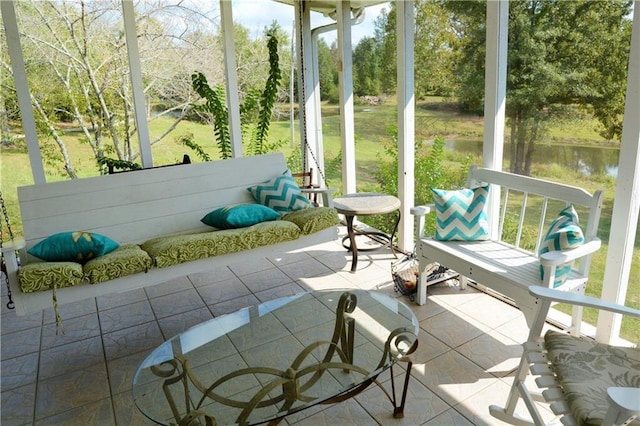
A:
432,186,490,241
248,174,312,215
538,205,584,287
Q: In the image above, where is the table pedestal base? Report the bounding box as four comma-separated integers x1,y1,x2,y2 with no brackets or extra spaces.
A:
343,213,400,272
147,291,417,425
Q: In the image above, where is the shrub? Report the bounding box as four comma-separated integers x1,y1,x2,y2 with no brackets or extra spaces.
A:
365,131,472,238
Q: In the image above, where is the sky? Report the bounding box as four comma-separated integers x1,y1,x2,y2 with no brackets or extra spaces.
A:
231,0,390,44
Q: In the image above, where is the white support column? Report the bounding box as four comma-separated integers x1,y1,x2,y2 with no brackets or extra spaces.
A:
482,0,508,238
220,0,243,157
336,1,356,195
310,26,333,188
596,1,640,344
121,0,152,168
295,1,317,174
1,1,45,183
396,0,415,252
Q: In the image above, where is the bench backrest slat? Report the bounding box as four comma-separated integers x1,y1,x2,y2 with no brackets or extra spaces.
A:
536,197,550,253
467,166,604,258
470,167,597,207
18,153,289,259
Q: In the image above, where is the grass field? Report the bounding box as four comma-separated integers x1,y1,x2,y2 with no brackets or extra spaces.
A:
1,99,638,341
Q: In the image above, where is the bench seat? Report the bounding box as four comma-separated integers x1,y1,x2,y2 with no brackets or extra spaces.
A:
419,238,590,324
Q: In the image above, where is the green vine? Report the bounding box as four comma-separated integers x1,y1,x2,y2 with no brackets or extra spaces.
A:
97,156,141,174
190,28,282,159
176,133,211,162
249,27,282,155
191,73,232,159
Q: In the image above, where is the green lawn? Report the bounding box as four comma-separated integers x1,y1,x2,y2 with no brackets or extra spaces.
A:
1,99,638,341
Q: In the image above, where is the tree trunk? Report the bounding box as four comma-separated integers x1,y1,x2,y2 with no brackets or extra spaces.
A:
31,97,78,179
509,112,517,173
0,97,9,142
514,112,526,175
524,117,540,176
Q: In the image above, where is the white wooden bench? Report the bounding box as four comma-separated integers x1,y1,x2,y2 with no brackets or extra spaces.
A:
411,165,604,329
2,153,337,315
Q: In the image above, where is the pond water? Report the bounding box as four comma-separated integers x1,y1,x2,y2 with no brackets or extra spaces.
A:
445,140,621,178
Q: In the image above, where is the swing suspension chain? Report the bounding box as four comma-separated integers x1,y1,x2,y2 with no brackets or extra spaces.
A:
297,1,327,188
0,190,15,309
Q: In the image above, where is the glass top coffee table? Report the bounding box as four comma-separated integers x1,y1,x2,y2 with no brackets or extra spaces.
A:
133,289,418,425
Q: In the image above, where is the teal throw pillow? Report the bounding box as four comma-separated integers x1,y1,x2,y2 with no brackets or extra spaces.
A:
27,231,119,263
432,186,490,241
538,205,585,287
201,204,280,229
248,174,312,215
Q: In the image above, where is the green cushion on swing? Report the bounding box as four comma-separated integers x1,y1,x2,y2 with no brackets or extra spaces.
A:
84,244,153,284
141,221,301,268
18,262,84,293
282,207,340,235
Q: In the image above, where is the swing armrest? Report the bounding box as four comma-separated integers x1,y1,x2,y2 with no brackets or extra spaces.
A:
301,187,337,194
1,238,24,294
1,237,25,254
301,187,337,208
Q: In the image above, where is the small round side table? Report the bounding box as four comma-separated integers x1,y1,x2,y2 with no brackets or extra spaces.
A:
332,192,401,272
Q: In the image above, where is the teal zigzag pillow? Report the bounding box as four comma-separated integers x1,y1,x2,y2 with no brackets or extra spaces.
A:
248,174,312,215
538,205,584,287
201,204,280,229
432,186,489,241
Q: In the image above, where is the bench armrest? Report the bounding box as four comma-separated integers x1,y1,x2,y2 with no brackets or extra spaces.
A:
528,286,640,319
301,187,336,208
606,387,640,421
410,204,435,216
410,204,435,240
539,238,601,267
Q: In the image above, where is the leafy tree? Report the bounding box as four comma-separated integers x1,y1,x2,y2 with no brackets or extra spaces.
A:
374,6,397,94
2,0,219,177
414,0,459,97
316,38,338,101
352,36,380,96
373,0,459,98
448,0,633,175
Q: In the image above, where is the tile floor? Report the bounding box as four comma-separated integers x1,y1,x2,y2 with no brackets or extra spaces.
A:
1,226,556,425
